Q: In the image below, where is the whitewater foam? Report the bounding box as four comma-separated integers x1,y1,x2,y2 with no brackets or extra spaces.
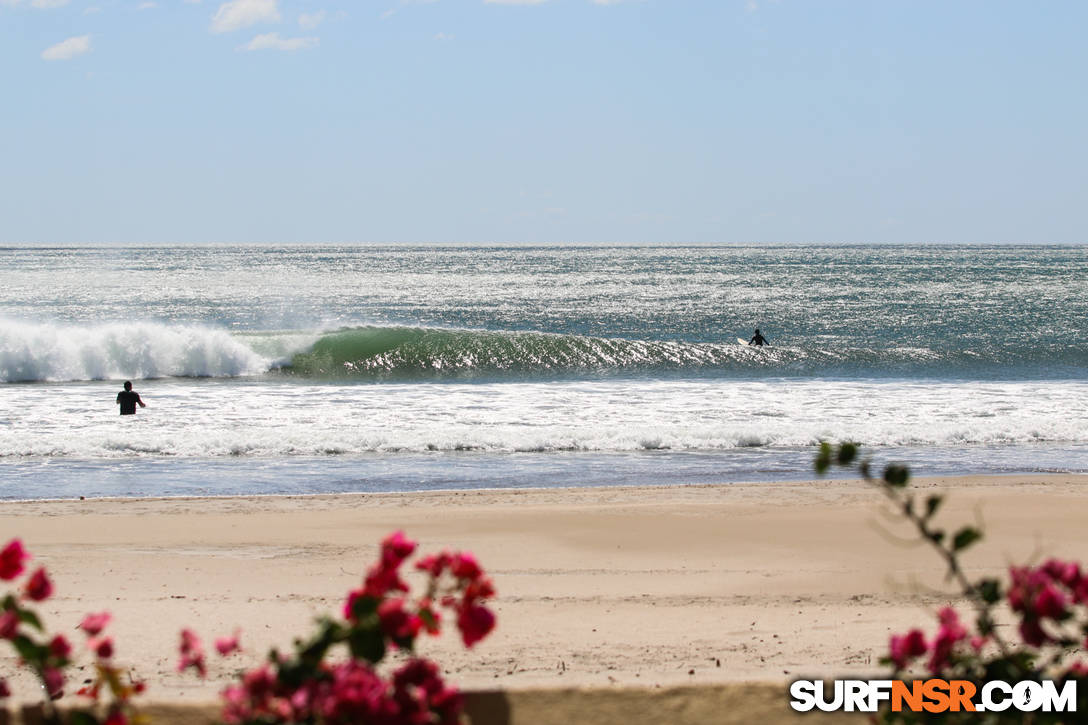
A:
0,378,1084,460
0,320,272,382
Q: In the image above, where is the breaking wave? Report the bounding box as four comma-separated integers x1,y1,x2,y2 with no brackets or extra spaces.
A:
0,320,271,382
3,321,1085,383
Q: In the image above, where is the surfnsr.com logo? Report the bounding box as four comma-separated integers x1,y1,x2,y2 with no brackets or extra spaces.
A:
790,679,1077,714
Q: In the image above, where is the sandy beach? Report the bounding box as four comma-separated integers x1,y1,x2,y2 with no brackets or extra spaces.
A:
2,474,1087,716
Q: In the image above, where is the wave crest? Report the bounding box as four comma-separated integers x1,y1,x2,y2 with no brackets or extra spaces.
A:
0,320,270,382
284,326,774,378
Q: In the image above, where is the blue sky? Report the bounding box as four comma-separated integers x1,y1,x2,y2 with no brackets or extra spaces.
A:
1,0,1086,244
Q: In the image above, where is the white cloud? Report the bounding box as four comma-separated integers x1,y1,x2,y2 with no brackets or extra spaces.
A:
484,0,549,4
83,6,101,13
138,1,157,8
211,0,280,33
434,31,453,40
298,9,324,29
240,32,317,51
31,0,69,8
0,0,21,7
41,34,91,61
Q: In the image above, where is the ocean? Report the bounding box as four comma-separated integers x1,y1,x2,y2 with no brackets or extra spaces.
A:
1,244,1085,500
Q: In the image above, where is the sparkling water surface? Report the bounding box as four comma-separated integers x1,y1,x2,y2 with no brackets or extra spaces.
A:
1,245,1085,499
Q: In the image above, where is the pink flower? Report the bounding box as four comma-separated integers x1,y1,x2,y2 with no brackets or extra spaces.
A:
1034,581,1069,619
49,634,72,659
450,553,482,581
361,563,410,600
42,666,64,699
1008,564,1072,619
1042,558,1081,587
179,628,202,654
178,652,207,677
1068,661,1088,678
416,552,451,578
1019,618,1048,647
0,610,18,640
177,628,207,677
378,598,423,644
0,540,29,581
927,607,967,674
240,664,276,700
23,567,53,601
380,531,417,568
92,637,115,659
456,603,495,648
1007,565,1040,612
220,684,251,725
103,708,128,725
215,630,242,657
889,629,928,669
1074,578,1088,606
80,612,112,636
463,576,495,602
393,659,462,723
318,661,390,723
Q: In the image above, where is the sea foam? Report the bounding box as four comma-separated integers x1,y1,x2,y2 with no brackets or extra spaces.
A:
0,320,271,382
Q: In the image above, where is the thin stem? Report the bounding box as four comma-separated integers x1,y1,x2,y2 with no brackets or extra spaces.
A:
871,475,1012,659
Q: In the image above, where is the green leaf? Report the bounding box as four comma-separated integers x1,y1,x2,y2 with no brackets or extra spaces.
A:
883,465,910,488
836,442,859,466
67,710,100,725
348,626,386,664
419,607,438,632
924,495,943,520
297,619,342,668
276,658,319,691
12,633,46,664
349,594,379,621
17,608,43,631
976,578,1002,605
814,442,832,475
952,526,982,552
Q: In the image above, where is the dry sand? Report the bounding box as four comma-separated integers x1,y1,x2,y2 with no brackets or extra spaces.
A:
2,474,1086,714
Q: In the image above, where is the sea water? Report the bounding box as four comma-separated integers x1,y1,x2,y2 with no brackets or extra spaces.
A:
0,244,1085,499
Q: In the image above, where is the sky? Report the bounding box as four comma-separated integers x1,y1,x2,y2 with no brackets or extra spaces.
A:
1,0,1086,244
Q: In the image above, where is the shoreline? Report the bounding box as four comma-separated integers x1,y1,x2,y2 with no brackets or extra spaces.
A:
2,473,1086,705
0,468,1070,505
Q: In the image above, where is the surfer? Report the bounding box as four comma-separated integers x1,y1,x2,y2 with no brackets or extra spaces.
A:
748,329,769,347
116,381,147,415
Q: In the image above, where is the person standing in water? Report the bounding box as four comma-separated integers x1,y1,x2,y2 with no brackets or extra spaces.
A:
748,329,769,347
116,381,147,415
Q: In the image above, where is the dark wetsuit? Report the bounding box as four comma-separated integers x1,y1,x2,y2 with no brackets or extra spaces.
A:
117,390,142,415
749,332,769,347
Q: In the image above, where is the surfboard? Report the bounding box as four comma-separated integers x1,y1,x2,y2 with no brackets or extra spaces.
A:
737,337,750,347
